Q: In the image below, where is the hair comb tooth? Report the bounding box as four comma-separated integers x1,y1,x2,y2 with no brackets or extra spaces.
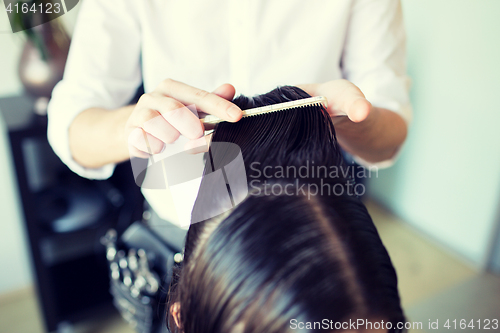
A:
201,96,328,125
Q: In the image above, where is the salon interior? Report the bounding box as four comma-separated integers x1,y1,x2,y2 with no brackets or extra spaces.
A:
1,1,499,333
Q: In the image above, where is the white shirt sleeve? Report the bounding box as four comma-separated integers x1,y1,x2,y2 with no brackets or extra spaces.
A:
47,0,142,179
341,0,412,168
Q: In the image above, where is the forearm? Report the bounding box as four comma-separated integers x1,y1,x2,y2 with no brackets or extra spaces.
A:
69,105,134,168
334,107,407,163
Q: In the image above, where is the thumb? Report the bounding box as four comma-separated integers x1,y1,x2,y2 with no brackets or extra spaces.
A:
201,84,237,130
212,83,236,101
319,80,371,122
348,98,372,123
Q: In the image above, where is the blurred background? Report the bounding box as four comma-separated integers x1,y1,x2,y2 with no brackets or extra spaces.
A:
0,0,499,332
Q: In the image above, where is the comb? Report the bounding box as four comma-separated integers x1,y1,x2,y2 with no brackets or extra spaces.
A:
201,96,329,125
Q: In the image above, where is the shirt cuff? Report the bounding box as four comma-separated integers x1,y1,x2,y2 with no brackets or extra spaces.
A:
47,85,117,180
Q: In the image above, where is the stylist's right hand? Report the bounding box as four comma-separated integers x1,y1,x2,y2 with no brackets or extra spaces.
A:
125,79,242,158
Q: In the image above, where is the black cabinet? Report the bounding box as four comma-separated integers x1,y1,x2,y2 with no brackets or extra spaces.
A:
0,96,144,332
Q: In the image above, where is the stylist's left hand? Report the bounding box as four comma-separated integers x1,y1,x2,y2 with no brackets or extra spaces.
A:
298,80,372,124
298,79,408,164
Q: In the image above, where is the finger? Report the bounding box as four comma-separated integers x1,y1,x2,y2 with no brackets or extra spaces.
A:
156,79,242,122
184,134,212,154
141,110,181,144
336,82,370,122
348,98,372,122
212,83,236,101
128,127,165,155
129,145,150,159
142,94,205,140
320,80,371,122
199,84,237,130
162,103,205,140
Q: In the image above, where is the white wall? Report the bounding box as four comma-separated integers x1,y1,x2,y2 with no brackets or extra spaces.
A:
369,0,500,266
0,115,32,293
0,2,81,294
0,1,32,294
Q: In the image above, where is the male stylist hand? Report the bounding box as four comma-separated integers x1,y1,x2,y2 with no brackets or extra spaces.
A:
69,79,242,168
298,80,407,163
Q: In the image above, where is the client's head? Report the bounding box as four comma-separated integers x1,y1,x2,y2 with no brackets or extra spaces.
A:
167,86,406,333
169,181,405,333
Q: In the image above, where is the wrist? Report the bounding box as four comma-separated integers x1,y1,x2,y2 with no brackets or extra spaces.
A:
116,105,135,154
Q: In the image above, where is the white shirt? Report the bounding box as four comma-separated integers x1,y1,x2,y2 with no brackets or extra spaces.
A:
48,0,412,226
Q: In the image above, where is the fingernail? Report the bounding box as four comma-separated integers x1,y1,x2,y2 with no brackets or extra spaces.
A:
227,106,242,120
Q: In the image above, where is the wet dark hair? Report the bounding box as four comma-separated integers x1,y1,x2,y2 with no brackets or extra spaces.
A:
167,86,406,333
